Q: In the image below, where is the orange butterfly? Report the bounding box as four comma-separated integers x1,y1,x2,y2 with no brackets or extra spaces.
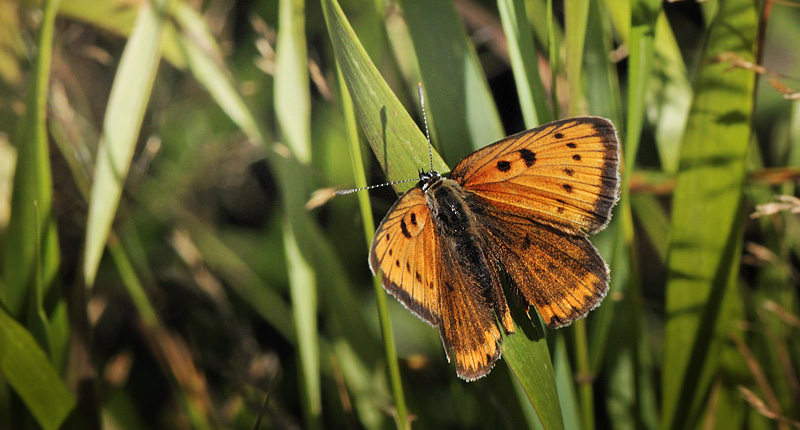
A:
369,117,619,381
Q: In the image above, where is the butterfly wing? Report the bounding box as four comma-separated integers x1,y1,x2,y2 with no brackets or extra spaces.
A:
370,184,503,380
475,203,609,328
435,232,502,380
370,187,441,325
451,117,619,235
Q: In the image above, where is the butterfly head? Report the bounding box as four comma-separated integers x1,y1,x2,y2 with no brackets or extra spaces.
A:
418,170,442,192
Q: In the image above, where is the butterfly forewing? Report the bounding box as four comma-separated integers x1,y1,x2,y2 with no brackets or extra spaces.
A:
450,117,619,235
370,188,441,325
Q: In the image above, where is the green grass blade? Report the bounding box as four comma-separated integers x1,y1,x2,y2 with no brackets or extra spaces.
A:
2,0,61,317
275,0,311,164
0,305,74,430
282,218,321,428
322,0,446,190
399,0,505,160
583,0,623,126
564,0,589,116
650,14,691,175
502,313,564,430
662,0,758,428
274,1,320,426
552,335,581,430
497,0,553,126
83,0,172,287
171,3,266,144
546,0,560,119
336,66,409,428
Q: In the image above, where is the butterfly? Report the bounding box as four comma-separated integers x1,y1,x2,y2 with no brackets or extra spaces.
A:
369,117,620,381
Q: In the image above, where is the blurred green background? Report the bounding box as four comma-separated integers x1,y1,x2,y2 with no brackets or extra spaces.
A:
0,0,799,429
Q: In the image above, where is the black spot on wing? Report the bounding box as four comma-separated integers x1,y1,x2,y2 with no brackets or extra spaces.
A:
572,154,581,161
518,149,536,167
554,132,564,139
566,142,577,148
556,198,566,214
400,219,412,238
521,234,532,250
496,161,511,172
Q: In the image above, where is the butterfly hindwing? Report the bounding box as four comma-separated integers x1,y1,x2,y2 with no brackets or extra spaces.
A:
450,117,619,235
370,187,441,325
434,232,502,380
474,201,609,328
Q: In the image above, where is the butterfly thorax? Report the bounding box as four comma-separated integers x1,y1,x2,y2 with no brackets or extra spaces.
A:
422,177,497,296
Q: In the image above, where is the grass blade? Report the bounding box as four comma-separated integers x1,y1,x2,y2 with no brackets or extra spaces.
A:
2,0,61,317
662,0,758,428
336,65,409,428
323,0,446,189
0,306,74,430
275,0,311,164
564,0,589,116
399,0,505,160
274,1,320,427
502,311,564,430
83,0,172,287
497,0,553,126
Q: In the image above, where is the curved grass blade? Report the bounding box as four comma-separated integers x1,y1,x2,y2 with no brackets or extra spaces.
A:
502,305,564,430
2,0,61,318
274,0,320,426
83,0,172,287
399,0,505,161
564,0,589,116
497,0,553,126
322,0,446,191
662,0,758,428
336,65,409,428
0,306,74,430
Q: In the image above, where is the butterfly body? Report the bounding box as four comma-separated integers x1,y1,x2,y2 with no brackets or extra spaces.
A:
369,117,619,380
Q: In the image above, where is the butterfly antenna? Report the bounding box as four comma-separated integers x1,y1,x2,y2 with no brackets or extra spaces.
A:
418,83,434,172
335,178,419,196
337,84,432,197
